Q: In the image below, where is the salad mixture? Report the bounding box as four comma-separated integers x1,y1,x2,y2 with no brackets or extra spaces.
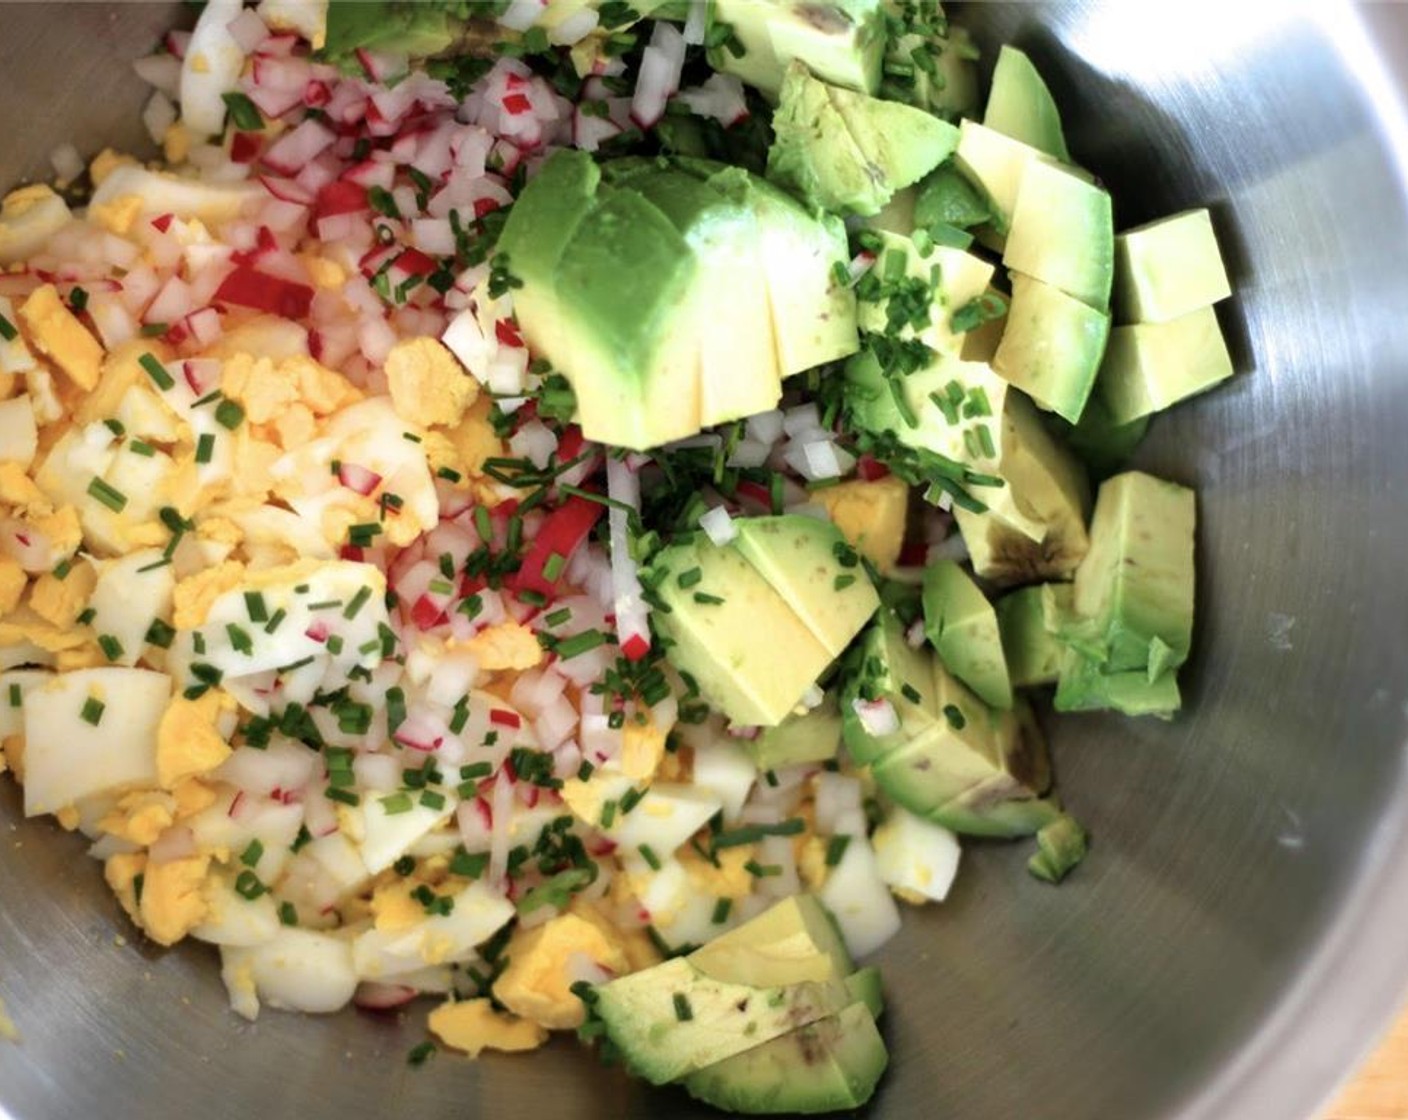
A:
0,0,1234,1112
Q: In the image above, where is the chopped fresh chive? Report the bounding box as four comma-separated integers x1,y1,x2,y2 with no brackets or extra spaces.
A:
97,634,124,662
386,686,407,732
692,592,725,606
900,683,922,705
80,696,105,726
600,800,618,829
87,476,127,512
368,186,400,218
542,552,566,582
943,704,967,730
140,322,168,338
51,559,72,580
743,859,781,878
576,759,595,781
291,825,312,852
711,819,805,850
222,91,264,130
825,834,852,867
639,844,661,871
214,399,245,430
138,352,174,390
7,684,20,707
343,586,372,618
555,629,606,660
244,591,268,622
306,598,342,611
458,594,483,620
0,314,16,342
76,607,96,626
233,870,266,899
672,992,694,1022
240,839,264,867
834,574,857,591
677,567,702,589
420,790,447,811
347,523,382,547
451,849,490,878
407,1041,436,1067
394,855,417,876
144,619,176,649
436,466,462,482
545,607,572,627
103,418,125,437
227,623,254,655
711,897,733,924
380,792,413,815
264,607,287,634
325,787,361,806
195,432,215,464
618,786,645,815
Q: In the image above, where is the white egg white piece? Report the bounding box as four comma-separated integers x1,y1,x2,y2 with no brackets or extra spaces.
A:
22,668,170,816
355,792,457,876
0,188,71,267
192,868,282,947
352,881,515,981
819,831,903,959
600,778,723,857
621,854,723,949
179,0,248,138
88,548,175,667
186,790,303,883
690,741,756,824
872,806,962,904
91,164,264,227
0,297,37,376
221,928,358,1020
0,669,50,739
0,396,38,468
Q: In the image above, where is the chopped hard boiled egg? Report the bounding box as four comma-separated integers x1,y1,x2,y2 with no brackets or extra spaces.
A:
428,998,548,1057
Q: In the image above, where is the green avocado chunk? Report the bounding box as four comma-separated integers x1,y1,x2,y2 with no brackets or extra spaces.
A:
880,10,981,119
681,1000,889,1115
922,560,1014,709
1113,208,1233,324
841,609,942,767
1027,812,1089,883
648,517,876,727
689,893,854,987
983,45,1072,162
732,514,881,658
995,584,1070,688
1002,157,1115,311
914,162,993,231
321,0,457,64
593,957,860,1085
751,696,844,770
1097,305,1235,425
768,62,958,217
992,271,1112,424
713,0,886,98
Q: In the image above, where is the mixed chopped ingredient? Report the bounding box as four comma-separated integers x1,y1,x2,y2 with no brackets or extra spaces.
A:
0,0,1234,1112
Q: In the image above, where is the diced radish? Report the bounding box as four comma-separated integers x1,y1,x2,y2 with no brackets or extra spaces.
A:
337,461,382,496
353,982,417,1011
498,0,547,32
605,456,650,661
851,697,899,738
262,118,336,175
226,7,270,53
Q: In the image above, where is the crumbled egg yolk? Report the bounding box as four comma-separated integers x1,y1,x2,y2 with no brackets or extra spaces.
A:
89,194,144,237
492,910,631,1030
810,475,910,574
139,853,213,946
172,560,247,629
17,286,103,391
679,843,758,900
384,338,479,429
98,790,176,846
428,998,548,1057
155,689,235,789
461,621,543,673
619,718,667,782
0,559,26,614
25,559,95,628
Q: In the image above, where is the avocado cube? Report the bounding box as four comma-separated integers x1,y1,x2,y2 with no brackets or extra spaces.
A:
649,536,833,727
592,957,859,1085
1027,812,1089,883
682,1000,889,1115
689,894,854,987
995,584,1070,688
841,610,942,766
1064,392,1152,478
714,0,886,99
983,45,1071,162
992,271,1111,423
1114,208,1232,324
732,515,880,658
1003,157,1115,311
751,697,844,770
953,120,1046,236
1098,305,1235,425
914,162,993,231
827,78,961,202
855,229,995,356
1064,470,1196,676
1054,648,1183,719
922,560,1014,709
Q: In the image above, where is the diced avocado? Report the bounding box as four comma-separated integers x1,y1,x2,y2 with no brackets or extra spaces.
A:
767,63,958,218
953,119,1046,237
827,79,961,202
1114,208,1232,324
840,609,941,766
1053,648,1182,719
810,475,909,574
983,45,1071,162
322,0,457,64
1027,812,1088,883
715,0,886,99
1061,470,1195,676
620,170,781,426
842,965,884,1019
872,678,1058,838
767,62,886,216
914,162,992,231
689,894,854,987
1097,305,1235,425
1002,157,1114,311
593,957,859,1085
707,167,859,374
992,272,1111,423
1063,393,1152,479
995,584,1069,687
732,515,880,657
751,695,844,770
682,1000,889,1115
922,560,1013,709
648,535,833,727
954,391,1091,587
855,229,995,356
505,154,855,449
536,182,703,449
880,7,981,120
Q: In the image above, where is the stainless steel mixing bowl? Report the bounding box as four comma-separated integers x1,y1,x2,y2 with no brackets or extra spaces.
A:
3,3,1408,1118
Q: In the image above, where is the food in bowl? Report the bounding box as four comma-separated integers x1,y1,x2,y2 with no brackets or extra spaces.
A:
0,0,1235,1112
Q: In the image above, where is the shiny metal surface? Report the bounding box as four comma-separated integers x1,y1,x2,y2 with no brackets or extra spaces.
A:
3,3,1408,1118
